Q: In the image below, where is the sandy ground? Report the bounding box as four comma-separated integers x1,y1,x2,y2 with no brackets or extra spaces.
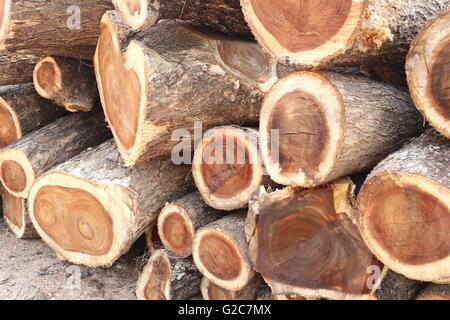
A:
0,217,146,300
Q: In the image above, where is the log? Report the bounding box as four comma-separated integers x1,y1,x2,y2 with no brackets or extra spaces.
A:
372,270,425,300
0,52,41,86
27,139,194,267
201,275,267,300
247,178,384,300
157,192,224,258
241,0,450,68
192,212,254,292
0,0,113,60
357,129,450,283
112,0,251,35
0,108,111,198
259,71,424,188
2,192,38,239
406,10,450,138
94,11,281,166
416,284,450,300
0,84,66,148
136,249,201,300
192,126,264,211
33,56,98,112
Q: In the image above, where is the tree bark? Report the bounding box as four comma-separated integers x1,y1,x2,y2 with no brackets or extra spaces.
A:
259,71,424,188
27,139,194,267
241,0,450,68
2,192,38,239
94,11,282,166
416,284,450,300
192,126,264,211
201,274,268,300
112,0,251,36
0,84,67,149
33,56,98,112
192,212,254,292
0,0,113,60
247,178,387,300
157,192,224,258
406,10,450,138
358,129,450,283
136,249,201,300
0,107,111,198
0,52,41,86
372,270,425,300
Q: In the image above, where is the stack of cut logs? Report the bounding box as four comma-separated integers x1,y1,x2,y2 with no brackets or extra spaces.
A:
0,0,449,301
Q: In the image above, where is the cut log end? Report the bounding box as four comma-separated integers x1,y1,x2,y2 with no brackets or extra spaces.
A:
201,277,235,300
358,171,450,282
33,57,61,100
0,97,21,148
28,171,136,267
240,0,365,66
112,0,149,30
0,149,33,198
260,72,344,187
3,192,26,238
136,249,171,300
250,178,380,300
157,204,196,258
406,11,450,138
94,13,146,165
192,227,252,292
193,126,263,211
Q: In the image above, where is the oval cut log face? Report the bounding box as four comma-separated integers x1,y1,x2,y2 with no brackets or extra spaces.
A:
3,192,23,230
1,160,26,193
97,20,141,151
216,39,273,84
249,0,353,52
362,174,450,266
0,102,20,148
33,186,113,256
36,61,59,97
256,187,379,295
431,39,450,120
161,211,193,256
267,91,329,180
144,254,171,300
198,232,243,281
200,134,253,199
207,281,234,300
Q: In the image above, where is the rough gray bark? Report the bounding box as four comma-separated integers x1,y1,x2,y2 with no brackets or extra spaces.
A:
113,0,252,35
95,12,273,165
0,0,113,59
0,52,41,86
167,251,202,300
0,84,66,148
34,56,98,112
0,107,111,198
373,270,425,300
324,71,425,183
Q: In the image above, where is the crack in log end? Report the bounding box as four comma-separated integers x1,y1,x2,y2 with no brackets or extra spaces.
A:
33,185,114,257
159,209,194,257
255,186,377,297
143,251,171,300
247,0,353,52
198,232,243,282
267,91,329,181
1,159,26,193
431,39,450,120
0,99,20,148
2,192,24,230
361,173,450,266
96,15,142,152
0,0,11,45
